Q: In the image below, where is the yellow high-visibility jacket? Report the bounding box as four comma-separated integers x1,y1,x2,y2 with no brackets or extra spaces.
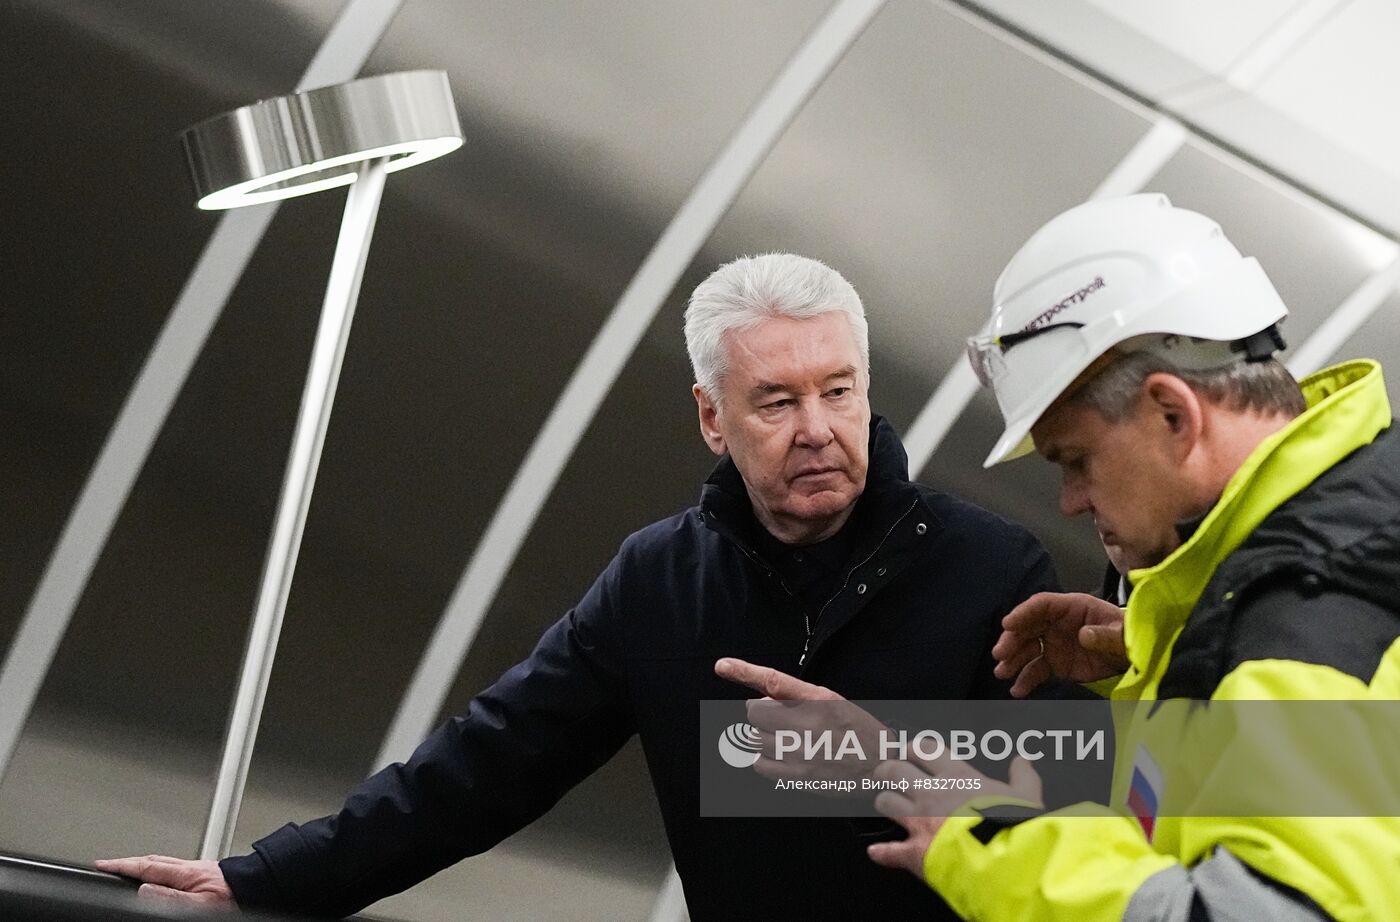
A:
925,360,1400,922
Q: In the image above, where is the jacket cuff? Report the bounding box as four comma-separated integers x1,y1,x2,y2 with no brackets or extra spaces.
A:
218,849,274,909
218,822,321,913
925,803,1173,922
922,795,1042,884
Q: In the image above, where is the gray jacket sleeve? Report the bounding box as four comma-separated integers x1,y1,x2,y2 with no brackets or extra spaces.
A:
1124,844,1333,921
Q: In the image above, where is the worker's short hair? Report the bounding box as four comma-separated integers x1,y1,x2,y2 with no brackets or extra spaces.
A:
1072,351,1307,422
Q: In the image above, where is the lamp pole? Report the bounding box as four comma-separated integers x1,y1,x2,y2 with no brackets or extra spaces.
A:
174,70,461,858
199,158,388,859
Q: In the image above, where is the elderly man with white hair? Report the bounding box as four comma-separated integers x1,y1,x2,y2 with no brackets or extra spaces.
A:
101,253,1057,920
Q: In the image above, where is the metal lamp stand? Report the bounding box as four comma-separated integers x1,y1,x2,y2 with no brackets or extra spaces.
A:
199,158,387,859
174,71,462,858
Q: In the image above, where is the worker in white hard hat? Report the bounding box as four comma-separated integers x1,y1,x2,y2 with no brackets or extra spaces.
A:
863,194,1400,920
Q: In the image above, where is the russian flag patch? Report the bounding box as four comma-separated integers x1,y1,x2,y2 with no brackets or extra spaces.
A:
1128,744,1164,841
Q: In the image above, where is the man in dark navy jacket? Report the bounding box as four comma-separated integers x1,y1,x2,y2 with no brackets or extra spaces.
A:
101,254,1057,919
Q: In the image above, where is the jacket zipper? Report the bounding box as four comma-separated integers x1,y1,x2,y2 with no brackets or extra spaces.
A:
800,499,919,668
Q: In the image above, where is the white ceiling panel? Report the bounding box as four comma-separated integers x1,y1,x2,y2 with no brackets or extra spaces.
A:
963,0,1400,238
1083,0,1300,76
1252,0,1400,182
963,0,1209,97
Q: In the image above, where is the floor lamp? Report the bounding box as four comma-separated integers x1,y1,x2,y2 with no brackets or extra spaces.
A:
179,70,462,860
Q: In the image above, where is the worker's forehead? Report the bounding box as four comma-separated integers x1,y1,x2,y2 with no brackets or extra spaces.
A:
1030,400,1113,454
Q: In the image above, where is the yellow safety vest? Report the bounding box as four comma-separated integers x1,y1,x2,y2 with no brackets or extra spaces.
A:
924,361,1400,922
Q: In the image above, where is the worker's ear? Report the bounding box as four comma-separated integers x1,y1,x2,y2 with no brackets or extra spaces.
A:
694,383,727,456
1141,373,1204,462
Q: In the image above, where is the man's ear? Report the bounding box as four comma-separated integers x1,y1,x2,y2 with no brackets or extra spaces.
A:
694,383,727,456
1141,373,1203,461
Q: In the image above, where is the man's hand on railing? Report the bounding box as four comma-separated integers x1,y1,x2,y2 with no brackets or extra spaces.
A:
95,855,233,906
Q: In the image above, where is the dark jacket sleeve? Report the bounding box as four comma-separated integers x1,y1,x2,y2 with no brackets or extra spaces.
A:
1005,528,1061,608
973,525,1061,699
219,552,636,918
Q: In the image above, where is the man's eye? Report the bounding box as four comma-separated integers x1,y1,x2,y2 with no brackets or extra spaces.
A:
826,387,850,398
764,398,793,410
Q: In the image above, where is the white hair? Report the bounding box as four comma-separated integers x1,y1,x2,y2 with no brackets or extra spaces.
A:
684,253,870,401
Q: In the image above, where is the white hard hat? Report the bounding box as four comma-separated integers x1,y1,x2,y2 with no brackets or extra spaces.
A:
970,193,1289,467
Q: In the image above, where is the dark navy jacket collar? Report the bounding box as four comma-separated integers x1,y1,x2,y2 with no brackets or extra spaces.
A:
698,416,927,567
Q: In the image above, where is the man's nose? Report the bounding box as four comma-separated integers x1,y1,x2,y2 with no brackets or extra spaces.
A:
1058,477,1090,518
793,399,835,448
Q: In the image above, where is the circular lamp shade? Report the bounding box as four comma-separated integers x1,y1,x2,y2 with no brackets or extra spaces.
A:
181,70,463,210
